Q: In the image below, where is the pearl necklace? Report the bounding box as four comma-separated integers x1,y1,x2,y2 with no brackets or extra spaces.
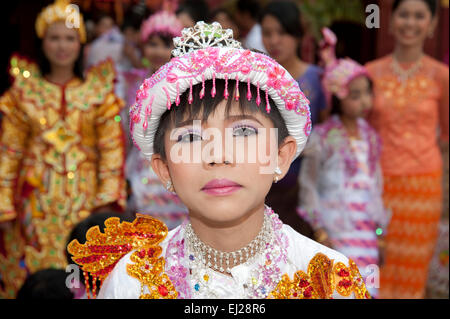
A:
182,209,290,299
185,213,273,275
391,54,423,85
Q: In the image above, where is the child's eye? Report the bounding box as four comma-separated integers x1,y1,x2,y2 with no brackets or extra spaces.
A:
233,125,258,137
177,131,202,143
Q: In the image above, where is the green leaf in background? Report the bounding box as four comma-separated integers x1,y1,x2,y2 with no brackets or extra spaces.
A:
297,0,365,41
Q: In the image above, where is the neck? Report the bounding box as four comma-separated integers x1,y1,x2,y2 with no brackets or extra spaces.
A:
393,44,424,63
46,64,76,85
188,204,266,253
339,115,359,137
281,57,306,79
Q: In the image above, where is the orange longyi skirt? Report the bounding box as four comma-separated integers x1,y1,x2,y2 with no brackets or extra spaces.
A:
380,171,442,299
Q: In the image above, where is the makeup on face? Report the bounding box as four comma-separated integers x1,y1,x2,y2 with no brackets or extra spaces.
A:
43,22,80,67
201,178,243,196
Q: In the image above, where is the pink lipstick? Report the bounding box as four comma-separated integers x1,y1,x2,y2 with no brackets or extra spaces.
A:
201,179,242,196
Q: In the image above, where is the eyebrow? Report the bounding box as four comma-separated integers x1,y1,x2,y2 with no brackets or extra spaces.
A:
175,114,264,128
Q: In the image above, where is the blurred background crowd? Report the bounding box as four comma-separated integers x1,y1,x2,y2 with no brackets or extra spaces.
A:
0,0,448,299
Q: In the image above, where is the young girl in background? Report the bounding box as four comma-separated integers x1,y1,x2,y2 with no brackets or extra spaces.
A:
68,22,370,299
298,28,389,298
122,9,188,230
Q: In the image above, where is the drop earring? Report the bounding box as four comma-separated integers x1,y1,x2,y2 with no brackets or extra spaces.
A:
274,166,282,183
166,180,175,193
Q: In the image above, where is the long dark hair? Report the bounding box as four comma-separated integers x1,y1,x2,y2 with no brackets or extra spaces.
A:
259,1,304,57
392,0,437,16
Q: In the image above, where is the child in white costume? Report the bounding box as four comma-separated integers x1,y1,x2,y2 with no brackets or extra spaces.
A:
68,22,370,299
297,29,389,298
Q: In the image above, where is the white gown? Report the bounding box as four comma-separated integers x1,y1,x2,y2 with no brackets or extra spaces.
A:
97,208,367,299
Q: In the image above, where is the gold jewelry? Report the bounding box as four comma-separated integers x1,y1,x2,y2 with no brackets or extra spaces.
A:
185,213,273,274
391,54,423,84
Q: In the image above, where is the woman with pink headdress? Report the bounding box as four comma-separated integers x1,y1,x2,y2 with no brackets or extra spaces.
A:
123,8,188,230
297,28,390,298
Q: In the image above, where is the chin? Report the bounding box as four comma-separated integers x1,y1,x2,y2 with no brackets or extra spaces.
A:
396,35,425,48
53,59,77,68
191,200,255,225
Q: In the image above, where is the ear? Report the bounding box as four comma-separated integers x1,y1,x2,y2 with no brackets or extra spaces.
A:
429,16,438,36
276,136,297,180
150,153,171,185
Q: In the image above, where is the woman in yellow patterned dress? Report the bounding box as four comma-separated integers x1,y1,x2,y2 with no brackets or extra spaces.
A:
0,0,126,298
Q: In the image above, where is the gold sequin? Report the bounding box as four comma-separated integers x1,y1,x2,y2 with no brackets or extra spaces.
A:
268,253,371,299
68,214,173,298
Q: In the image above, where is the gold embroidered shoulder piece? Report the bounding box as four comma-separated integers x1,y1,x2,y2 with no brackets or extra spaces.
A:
67,214,171,298
267,253,371,299
126,245,178,299
9,54,40,84
66,58,121,111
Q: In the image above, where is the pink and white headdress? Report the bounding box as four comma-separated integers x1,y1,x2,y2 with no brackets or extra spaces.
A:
130,21,311,159
320,28,369,99
140,10,183,42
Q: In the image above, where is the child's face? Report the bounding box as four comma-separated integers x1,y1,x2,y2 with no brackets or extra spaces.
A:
151,99,296,225
142,35,173,71
340,76,372,119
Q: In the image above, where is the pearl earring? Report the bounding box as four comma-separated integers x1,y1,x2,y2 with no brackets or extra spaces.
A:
166,180,174,192
274,166,282,183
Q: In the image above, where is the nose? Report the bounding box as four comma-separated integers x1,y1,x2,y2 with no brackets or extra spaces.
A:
206,144,233,167
203,129,234,167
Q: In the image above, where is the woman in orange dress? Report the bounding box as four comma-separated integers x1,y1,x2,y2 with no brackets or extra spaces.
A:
365,0,449,298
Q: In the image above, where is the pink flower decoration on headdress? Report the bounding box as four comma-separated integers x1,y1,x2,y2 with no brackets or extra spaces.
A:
322,58,369,99
141,11,183,42
191,47,220,67
131,22,312,160
320,27,337,48
319,28,369,99
267,65,289,90
319,28,337,67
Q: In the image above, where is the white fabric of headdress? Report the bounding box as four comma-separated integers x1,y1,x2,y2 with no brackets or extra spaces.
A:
130,21,311,159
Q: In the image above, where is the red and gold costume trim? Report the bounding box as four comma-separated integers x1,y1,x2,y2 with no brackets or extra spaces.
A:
68,216,370,299
68,214,175,298
268,254,371,299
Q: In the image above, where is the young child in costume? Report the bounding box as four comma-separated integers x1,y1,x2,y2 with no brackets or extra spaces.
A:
122,9,189,230
297,28,389,298
68,22,370,299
